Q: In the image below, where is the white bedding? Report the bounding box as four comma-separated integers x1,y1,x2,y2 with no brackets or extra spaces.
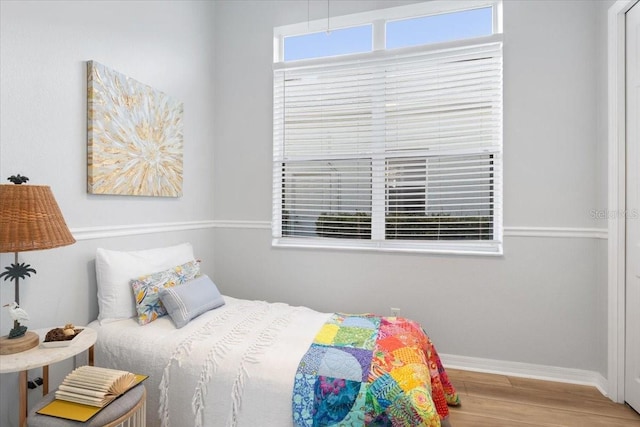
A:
89,296,331,427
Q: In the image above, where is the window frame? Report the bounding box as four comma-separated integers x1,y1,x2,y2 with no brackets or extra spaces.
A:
274,0,503,63
273,0,504,256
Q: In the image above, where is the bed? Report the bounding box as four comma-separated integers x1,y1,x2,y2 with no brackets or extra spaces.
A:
88,243,459,427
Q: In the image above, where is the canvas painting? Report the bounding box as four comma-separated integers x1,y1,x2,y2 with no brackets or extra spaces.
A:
87,61,183,197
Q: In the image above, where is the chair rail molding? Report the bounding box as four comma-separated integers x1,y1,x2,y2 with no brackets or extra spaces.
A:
71,220,216,241
70,220,607,241
503,226,607,239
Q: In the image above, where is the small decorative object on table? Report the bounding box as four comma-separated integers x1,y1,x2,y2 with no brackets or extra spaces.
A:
41,324,84,348
3,301,30,338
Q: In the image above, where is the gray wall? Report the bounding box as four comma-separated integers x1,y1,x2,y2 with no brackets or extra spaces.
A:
0,1,216,426
212,0,609,377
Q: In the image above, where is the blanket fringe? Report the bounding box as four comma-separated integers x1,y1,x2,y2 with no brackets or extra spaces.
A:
192,303,271,427
159,303,254,427
227,310,299,427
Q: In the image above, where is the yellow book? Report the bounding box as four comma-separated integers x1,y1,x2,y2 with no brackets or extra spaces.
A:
36,370,147,422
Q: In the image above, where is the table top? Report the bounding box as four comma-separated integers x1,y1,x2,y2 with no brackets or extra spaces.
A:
0,327,97,374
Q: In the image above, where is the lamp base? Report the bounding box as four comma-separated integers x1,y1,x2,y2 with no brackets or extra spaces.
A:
0,331,39,355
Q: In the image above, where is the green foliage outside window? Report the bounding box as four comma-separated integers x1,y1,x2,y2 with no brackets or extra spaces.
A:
315,212,492,240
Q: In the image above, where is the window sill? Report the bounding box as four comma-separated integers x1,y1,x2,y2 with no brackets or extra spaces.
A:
272,237,503,256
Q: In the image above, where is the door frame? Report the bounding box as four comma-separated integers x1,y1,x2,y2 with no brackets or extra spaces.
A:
608,0,639,404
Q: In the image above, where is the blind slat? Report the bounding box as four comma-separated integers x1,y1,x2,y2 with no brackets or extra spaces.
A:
274,41,502,245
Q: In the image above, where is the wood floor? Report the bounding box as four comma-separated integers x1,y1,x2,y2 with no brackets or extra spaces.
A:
446,369,640,426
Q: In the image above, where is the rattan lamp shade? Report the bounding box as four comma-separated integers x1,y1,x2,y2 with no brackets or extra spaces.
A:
0,184,75,253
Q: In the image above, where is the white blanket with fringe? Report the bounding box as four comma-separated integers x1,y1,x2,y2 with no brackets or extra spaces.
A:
90,296,331,427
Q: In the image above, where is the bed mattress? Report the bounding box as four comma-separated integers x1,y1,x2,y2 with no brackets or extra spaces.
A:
89,296,331,427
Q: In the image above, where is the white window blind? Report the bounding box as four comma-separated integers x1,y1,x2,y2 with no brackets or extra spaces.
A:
273,42,503,254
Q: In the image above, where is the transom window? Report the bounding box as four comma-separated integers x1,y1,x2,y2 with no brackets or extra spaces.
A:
386,6,494,49
273,1,503,255
284,24,373,62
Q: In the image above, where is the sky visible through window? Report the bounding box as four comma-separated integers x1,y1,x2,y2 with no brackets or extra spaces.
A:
284,25,372,61
283,7,493,62
387,7,493,49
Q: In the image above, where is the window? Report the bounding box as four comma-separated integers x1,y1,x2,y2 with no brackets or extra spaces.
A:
284,25,372,61
273,1,503,255
386,7,494,49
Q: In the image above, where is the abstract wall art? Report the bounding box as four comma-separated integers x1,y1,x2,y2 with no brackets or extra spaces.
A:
87,61,184,197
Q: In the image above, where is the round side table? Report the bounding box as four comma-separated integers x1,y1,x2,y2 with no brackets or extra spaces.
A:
0,327,97,427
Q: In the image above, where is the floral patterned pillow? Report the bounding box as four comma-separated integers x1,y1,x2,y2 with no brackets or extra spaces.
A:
130,260,200,325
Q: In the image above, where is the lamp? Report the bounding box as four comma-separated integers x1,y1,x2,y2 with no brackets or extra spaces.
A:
0,175,76,354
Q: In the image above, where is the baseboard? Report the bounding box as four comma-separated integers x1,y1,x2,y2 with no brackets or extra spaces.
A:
440,353,609,398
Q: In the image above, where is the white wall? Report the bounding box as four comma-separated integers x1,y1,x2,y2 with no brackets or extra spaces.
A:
0,1,216,426
212,0,609,381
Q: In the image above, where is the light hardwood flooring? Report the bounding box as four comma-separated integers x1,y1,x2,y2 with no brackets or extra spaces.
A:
446,369,640,426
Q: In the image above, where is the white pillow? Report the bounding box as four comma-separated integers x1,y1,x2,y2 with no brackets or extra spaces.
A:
95,243,195,323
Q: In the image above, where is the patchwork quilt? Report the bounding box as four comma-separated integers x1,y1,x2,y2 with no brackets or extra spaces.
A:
292,314,460,427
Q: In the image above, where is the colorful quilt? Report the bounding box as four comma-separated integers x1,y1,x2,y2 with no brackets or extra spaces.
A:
292,314,460,427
